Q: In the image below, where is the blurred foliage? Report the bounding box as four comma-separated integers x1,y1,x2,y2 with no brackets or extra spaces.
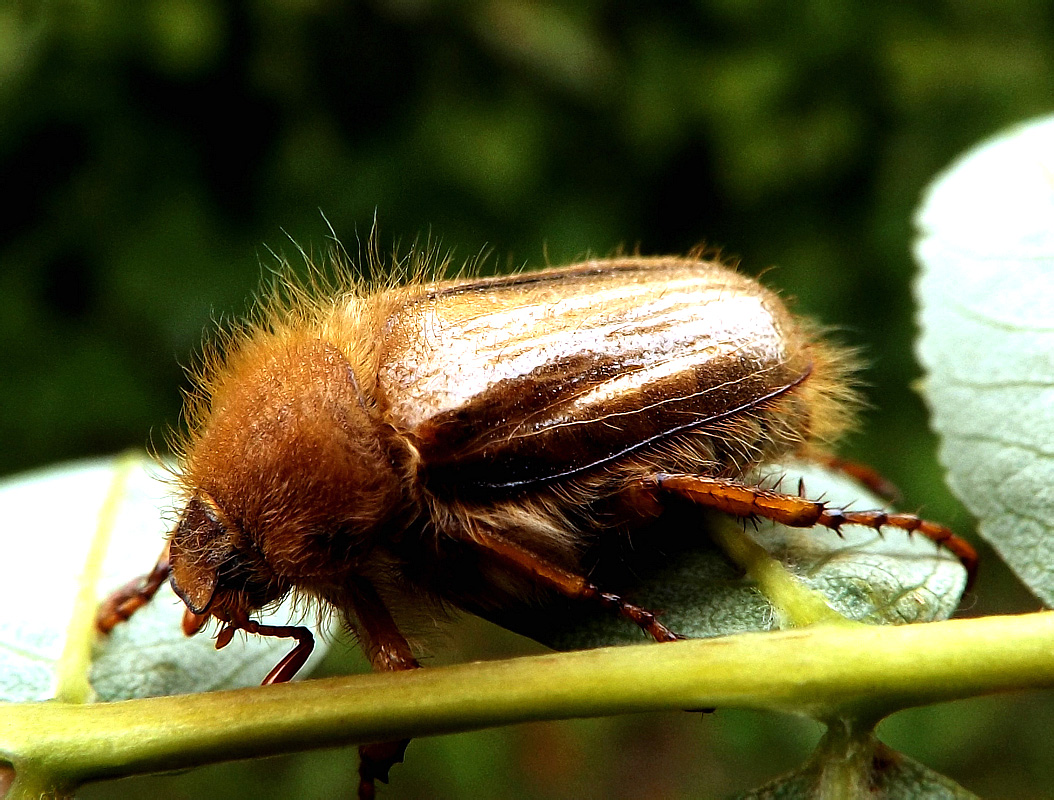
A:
3,0,1054,797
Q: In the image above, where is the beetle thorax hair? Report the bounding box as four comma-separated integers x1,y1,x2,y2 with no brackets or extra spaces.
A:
178,330,404,590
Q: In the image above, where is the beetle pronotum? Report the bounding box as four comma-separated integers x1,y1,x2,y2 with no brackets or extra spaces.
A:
97,253,976,797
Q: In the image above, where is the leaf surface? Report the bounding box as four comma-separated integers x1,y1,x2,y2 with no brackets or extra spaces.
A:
0,455,332,704
915,115,1054,605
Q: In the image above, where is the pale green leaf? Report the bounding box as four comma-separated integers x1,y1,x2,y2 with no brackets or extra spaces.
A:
915,114,1054,605
0,455,332,704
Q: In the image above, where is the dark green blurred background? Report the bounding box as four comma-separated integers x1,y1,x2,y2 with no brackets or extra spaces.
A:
4,1,1053,797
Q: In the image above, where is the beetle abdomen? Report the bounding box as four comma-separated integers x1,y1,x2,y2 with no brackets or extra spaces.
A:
375,258,833,494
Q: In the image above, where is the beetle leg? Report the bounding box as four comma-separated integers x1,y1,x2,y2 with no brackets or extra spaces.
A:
214,616,316,686
640,473,978,586
349,578,421,672
95,542,171,634
260,627,314,685
465,529,681,643
810,454,902,503
346,579,420,800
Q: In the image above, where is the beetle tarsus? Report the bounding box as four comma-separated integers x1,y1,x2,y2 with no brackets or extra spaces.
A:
358,738,411,799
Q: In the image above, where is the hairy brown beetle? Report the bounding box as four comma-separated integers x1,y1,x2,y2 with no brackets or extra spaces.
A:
98,254,976,797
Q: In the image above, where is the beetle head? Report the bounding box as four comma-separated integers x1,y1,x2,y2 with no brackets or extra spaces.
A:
168,491,282,620
169,336,406,626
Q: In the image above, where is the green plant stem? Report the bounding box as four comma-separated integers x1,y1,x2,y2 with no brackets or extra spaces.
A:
3,612,1054,795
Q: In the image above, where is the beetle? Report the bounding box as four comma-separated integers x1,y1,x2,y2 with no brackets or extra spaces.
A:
97,254,976,797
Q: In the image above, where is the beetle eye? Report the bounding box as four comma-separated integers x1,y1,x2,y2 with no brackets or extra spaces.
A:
169,492,230,614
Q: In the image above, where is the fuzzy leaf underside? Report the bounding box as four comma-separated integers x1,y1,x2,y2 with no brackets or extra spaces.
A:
915,114,1054,606
0,455,332,704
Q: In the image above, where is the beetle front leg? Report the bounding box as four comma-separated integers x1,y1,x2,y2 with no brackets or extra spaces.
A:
347,578,420,800
210,614,316,685
637,473,978,585
95,543,171,634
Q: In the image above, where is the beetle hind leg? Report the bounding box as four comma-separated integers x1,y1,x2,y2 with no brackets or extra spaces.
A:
639,472,977,586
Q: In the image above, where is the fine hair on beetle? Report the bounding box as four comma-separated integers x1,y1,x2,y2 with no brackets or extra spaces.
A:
98,238,976,798
170,239,473,641
170,242,859,634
